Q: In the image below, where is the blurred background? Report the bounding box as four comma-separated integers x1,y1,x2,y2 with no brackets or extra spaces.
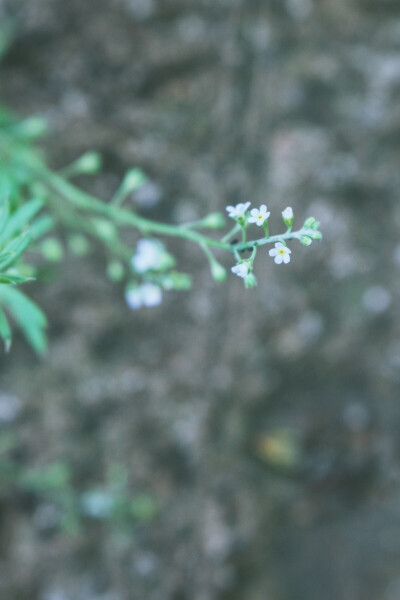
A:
1,0,400,598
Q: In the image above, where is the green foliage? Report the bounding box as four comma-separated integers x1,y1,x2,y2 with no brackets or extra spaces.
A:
0,38,321,355
0,432,156,535
0,194,49,353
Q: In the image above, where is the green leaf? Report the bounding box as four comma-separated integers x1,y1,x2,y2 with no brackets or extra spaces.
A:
0,308,11,352
0,232,31,271
0,284,47,355
0,197,43,244
29,215,55,240
0,272,33,285
0,20,14,61
0,198,9,238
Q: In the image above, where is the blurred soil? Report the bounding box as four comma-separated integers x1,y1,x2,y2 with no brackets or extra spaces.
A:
1,0,400,599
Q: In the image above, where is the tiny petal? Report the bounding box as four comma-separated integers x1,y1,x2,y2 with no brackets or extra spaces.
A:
131,239,163,273
141,283,163,307
225,202,251,219
231,263,249,278
125,288,143,310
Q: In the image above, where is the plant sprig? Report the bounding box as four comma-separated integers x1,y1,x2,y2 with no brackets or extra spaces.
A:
0,106,322,355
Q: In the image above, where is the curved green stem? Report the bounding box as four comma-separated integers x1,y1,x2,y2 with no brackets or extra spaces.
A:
0,130,319,260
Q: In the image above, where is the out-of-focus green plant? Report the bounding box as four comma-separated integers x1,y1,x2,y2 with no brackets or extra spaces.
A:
0,25,322,355
0,433,156,535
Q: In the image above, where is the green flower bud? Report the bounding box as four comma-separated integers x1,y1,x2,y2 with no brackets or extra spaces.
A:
157,251,176,272
309,230,322,241
304,217,317,228
161,271,192,291
74,152,102,174
92,218,117,241
17,117,48,139
200,212,226,229
300,235,313,246
41,238,64,262
210,260,227,282
244,272,257,288
106,260,125,282
67,234,91,256
121,169,147,193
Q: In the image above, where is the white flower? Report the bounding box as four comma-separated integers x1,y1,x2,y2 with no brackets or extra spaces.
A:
225,202,251,219
248,204,270,226
269,242,291,265
125,284,163,310
131,239,163,273
282,207,293,222
231,262,250,278
125,288,143,310
140,283,163,307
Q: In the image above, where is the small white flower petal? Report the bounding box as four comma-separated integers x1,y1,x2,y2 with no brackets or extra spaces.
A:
131,239,163,273
125,288,143,310
231,263,249,278
225,202,251,219
141,283,163,307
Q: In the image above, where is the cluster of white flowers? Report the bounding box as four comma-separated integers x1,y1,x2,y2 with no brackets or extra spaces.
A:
125,283,162,310
227,203,295,278
131,239,164,273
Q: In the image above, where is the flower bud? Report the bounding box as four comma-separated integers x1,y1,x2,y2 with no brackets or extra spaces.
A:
161,272,192,291
17,117,48,139
244,272,257,288
300,235,312,246
92,218,117,241
308,230,322,241
210,260,227,282
67,234,91,256
282,206,294,228
121,169,147,194
41,238,64,262
304,216,318,228
200,212,226,229
106,260,125,282
73,152,102,175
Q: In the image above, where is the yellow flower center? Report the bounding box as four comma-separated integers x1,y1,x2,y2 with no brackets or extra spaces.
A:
278,248,286,255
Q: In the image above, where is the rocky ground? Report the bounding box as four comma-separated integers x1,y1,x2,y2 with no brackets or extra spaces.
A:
1,0,400,599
